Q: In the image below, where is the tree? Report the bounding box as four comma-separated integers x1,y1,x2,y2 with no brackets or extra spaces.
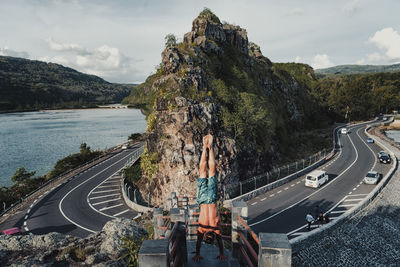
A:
80,143,91,155
164,34,177,48
128,133,142,142
11,167,36,184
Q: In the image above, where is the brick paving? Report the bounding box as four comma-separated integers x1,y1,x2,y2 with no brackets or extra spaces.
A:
292,130,400,266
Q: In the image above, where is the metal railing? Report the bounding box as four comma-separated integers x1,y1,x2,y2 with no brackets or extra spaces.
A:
237,215,259,267
225,149,328,199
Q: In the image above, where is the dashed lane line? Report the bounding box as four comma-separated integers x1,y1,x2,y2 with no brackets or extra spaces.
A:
92,198,121,206
27,209,31,213
284,187,289,190
330,210,345,214
24,226,29,231
352,187,357,191
261,197,267,201
99,203,123,211
24,215,28,220
23,221,27,226
113,209,129,217
270,194,275,197
251,202,258,206
89,193,120,200
277,190,282,194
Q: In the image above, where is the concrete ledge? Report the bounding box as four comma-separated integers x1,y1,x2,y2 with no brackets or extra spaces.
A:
121,179,153,213
290,123,398,250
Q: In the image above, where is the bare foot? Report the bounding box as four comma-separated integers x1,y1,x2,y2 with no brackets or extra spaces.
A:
207,134,213,148
203,136,208,149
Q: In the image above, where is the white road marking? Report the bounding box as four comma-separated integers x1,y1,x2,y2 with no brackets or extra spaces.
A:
90,193,120,200
27,209,31,213
291,184,295,187
349,192,352,195
23,221,27,226
113,209,129,216
39,194,43,198
356,184,360,188
330,210,345,214
353,187,357,191
24,215,28,219
92,198,121,206
45,191,49,194
30,204,33,208
291,232,306,236
297,181,300,184
99,203,123,211
284,187,289,190
34,199,37,203
277,190,282,194
344,198,364,202
251,202,258,206
270,194,275,197
59,151,135,233
91,189,120,194
261,197,267,201
338,204,356,208
96,185,119,189
24,227,29,231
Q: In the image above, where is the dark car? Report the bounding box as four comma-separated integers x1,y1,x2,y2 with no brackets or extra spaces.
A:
379,152,391,164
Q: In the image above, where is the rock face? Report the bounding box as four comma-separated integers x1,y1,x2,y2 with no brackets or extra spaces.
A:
135,10,317,206
0,218,147,266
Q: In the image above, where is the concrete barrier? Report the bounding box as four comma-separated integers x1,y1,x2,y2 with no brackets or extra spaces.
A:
120,178,153,213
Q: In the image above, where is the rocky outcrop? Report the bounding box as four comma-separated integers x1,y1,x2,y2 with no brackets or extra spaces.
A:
134,10,318,206
0,218,147,266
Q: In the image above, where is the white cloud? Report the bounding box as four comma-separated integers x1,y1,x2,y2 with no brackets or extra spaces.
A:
287,8,304,16
0,47,30,58
43,37,134,81
368,27,400,61
356,58,365,65
295,56,301,63
46,37,87,55
311,54,334,69
343,0,360,13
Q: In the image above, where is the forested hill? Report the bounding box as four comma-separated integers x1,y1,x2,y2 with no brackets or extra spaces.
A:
316,63,400,76
0,56,133,112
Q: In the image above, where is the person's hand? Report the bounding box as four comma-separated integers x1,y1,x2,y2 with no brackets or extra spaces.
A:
192,254,203,262
216,254,227,261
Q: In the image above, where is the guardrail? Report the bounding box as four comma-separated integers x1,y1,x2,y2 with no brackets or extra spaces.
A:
224,149,329,199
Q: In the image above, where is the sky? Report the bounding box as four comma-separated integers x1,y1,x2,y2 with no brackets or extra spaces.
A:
1,0,400,83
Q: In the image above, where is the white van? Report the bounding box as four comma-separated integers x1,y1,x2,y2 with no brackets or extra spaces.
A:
341,128,348,134
305,170,329,188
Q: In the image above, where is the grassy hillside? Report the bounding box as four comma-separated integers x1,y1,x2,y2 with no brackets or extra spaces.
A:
0,56,133,112
316,63,400,76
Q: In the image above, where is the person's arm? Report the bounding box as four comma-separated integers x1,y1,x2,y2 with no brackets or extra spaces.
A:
192,232,204,262
216,234,227,260
208,135,216,178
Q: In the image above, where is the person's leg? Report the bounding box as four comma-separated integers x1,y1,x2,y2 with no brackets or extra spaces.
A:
199,136,208,178
207,134,216,178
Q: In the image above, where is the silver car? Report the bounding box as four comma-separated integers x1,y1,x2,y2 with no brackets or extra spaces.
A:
363,171,381,185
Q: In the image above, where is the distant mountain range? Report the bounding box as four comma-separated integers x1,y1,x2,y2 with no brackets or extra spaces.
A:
0,56,134,112
316,63,400,75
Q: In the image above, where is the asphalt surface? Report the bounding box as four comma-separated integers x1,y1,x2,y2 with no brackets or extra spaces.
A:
246,121,393,239
0,145,141,238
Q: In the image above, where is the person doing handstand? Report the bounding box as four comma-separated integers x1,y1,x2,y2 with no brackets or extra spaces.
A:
192,134,227,262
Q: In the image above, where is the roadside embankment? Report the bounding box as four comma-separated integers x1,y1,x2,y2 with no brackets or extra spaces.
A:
292,127,400,266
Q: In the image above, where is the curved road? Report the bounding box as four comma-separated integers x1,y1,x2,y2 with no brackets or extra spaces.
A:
0,145,141,237
246,120,393,239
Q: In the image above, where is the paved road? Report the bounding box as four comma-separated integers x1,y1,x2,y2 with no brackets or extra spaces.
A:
246,121,393,240
0,145,141,237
